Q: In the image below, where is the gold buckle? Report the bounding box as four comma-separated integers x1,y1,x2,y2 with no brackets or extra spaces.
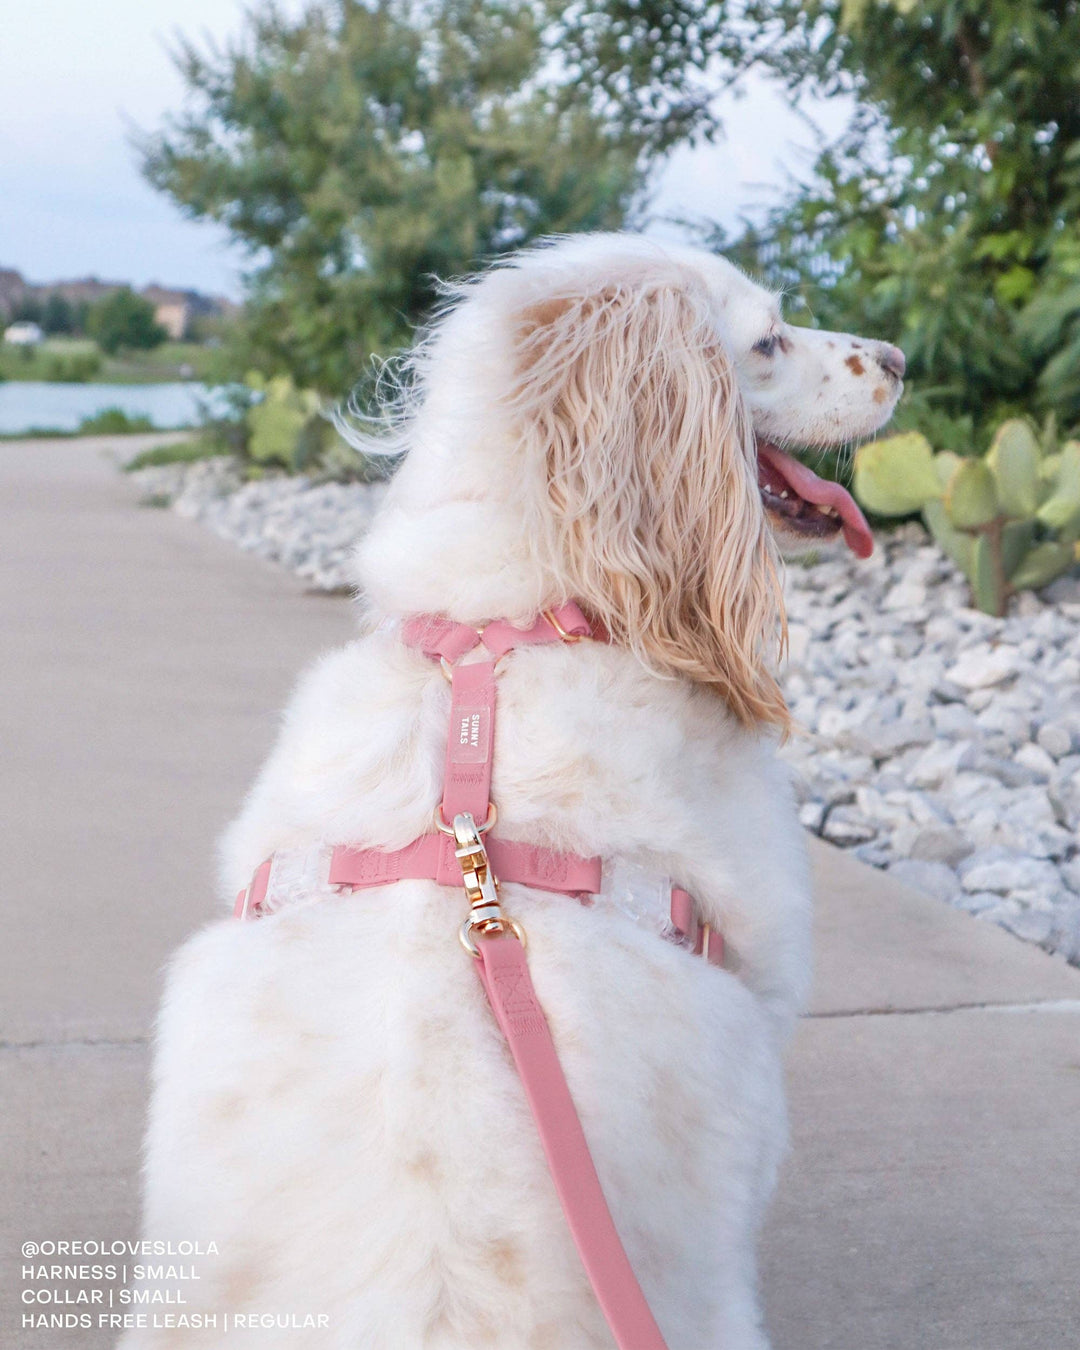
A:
450,811,526,958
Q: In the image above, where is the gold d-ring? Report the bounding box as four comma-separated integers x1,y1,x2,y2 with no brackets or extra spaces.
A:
543,609,584,643
440,652,511,681
434,802,497,835
458,915,527,959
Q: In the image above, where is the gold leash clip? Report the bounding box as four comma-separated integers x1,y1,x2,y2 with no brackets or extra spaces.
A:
451,811,526,958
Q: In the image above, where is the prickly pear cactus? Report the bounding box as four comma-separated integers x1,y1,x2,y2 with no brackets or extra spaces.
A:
245,375,325,471
853,417,1080,615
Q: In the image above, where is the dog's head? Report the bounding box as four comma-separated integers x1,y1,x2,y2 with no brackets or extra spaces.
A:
354,233,903,730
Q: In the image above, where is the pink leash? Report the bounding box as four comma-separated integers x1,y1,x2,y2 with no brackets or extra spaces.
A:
400,605,669,1350
235,604,731,1349
475,934,667,1349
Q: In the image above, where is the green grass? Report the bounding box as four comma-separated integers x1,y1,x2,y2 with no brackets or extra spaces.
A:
100,341,230,384
0,337,230,384
123,438,221,471
77,407,155,435
0,410,177,441
0,338,101,382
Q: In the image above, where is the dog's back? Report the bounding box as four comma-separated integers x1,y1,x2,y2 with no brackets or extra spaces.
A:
122,630,806,1349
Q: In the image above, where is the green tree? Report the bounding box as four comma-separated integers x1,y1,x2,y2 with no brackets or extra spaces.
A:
542,1,777,153
86,289,167,354
716,0,1080,441
141,0,649,395
41,294,75,335
11,297,43,325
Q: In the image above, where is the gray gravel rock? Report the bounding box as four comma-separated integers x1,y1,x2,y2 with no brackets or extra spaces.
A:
946,644,1022,690
781,528,1080,966
992,905,1057,945
958,848,1063,895
1038,721,1076,759
907,826,974,868
887,858,963,903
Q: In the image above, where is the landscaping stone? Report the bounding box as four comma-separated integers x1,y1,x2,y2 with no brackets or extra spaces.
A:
1038,721,1076,759
780,528,1080,966
886,858,962,903
945,644,1022,690
907,826,973,868
958,848,1062,895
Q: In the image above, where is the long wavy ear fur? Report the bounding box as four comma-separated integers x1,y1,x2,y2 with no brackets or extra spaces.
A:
510,279,788,731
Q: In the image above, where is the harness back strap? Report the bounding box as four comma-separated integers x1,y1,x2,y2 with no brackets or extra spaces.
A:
403,604,669,1350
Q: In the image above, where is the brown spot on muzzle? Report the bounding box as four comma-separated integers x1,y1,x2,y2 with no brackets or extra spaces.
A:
845,355,866,376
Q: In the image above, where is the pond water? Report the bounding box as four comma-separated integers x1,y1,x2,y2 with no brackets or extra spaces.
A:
0,381,231,435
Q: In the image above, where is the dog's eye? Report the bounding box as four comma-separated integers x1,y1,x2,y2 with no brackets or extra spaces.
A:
753,334,779,358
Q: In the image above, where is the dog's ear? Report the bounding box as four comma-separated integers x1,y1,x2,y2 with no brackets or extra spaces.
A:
510,280,788,730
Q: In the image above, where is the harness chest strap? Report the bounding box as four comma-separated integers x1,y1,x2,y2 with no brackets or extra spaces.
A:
237,841,721,961
234,604,724,961
234,604,726,1350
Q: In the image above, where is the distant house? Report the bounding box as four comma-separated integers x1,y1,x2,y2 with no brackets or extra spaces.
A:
41,277,128,313
0,268,27,319
3,321,43,346
144,289,190,341
141,284,230,341
0,266,234,339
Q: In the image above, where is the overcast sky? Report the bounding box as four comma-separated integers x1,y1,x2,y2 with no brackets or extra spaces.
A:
0,1,850,300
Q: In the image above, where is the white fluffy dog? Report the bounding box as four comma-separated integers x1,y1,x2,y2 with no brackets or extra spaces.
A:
124,234,903,1350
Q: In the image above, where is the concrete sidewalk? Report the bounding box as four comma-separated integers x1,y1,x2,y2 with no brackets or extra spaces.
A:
3,437,1078,1350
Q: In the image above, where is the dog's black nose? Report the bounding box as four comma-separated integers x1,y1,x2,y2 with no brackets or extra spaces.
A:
876,342,906,380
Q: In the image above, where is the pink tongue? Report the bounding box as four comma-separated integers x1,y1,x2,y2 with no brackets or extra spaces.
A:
757,441,874,559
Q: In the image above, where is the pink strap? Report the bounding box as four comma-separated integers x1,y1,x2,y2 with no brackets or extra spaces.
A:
405,602,594,867
233,857,271,920
475,933,669,1350
238,855,723,970
670,886,725,965
442,657,497,824
399,614,481,662
330,837,603,898
479,603,591,657
400,603,591,664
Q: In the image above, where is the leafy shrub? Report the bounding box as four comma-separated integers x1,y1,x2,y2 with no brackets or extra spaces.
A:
198,373,393,482
41,294,75,335
42,350,102,382
855,418,1080,615
123,439,219,471
246,375,323,470
86,290,166,354
77,407,155,435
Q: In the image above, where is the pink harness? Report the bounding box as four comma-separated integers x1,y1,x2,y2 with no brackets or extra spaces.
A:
235,603,725,1350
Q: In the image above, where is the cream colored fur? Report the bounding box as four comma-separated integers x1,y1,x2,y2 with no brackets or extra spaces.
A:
123,234,902,1349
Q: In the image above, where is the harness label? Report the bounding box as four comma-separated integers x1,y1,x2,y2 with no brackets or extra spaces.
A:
450,704,491,765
